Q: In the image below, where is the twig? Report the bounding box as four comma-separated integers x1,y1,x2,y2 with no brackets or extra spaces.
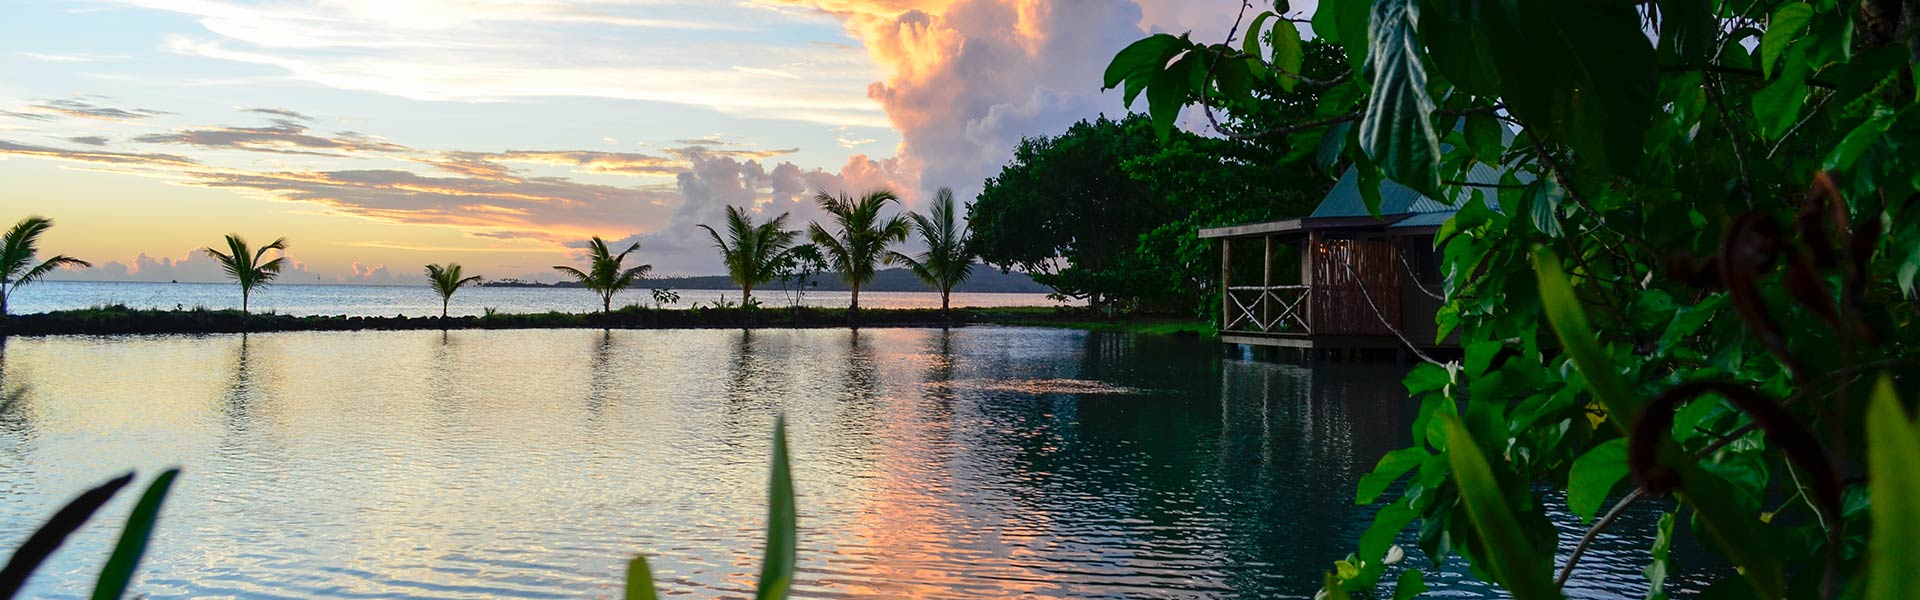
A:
1702,72,1757,208
1398,250,1445,301
1557,488,1646,587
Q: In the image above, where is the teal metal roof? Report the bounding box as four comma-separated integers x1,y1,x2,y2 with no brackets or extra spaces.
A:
1307,159,1523,228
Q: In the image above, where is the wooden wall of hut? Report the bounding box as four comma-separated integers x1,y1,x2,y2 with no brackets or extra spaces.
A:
1308,234,1402,336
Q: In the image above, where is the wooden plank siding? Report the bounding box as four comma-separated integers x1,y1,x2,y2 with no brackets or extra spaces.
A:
1307,234,1401,336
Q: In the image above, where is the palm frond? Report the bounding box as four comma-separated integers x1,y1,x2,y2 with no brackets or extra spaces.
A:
15,256,91,286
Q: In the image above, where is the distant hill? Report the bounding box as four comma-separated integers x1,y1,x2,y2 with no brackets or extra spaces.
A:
484,265,1051,293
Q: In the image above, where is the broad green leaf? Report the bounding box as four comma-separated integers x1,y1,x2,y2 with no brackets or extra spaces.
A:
1674,460,1786,598
91,468,178,600
1867,376,1920,600
1316,121,1353,174
1244,11,1276,82
1313,0,1371,69
1360,497,1417,563
1393,569,1427,600
1566,438,1627,522
1444,415,1561,599
1824,111,1894,172
1104,33,1182,99
1360,0,1441,198
625,556,661,600
1268,18,1306,91
1753,43,1809,140
1419,0,1503,96
1146,52,1197,141
1357,448,1429,505
1533,249,1637,432
754,417,798,600
1760,3,1814,79
1489,0,1655,173
1464,113,1503,164
1527,179,1565,238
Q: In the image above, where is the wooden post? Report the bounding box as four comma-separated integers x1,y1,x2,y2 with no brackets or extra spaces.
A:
1262,235,1273,332
1221,237,1232,332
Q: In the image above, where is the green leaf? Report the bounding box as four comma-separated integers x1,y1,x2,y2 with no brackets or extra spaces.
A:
1824,111,1895,172
1489,0,1655,173
1445,415,1561,599
1527,179,1565,238
1533,249,1637,432
1268,18,1306,91
1244,11,1276,82
625,556,661,600
1646,511,1675,599
1867,376,1920,600
1104,33,1182,100
1753,43,1809,140
1358,448,1430,505
1360,0,1441,199
754,417,798,600
1393,569,1427,600
1146,52,1198,141
1566,438,1628,522
91,468,179,600
1316,121,1353,174
1313,0,1371,69
1464,113,1503,164
1419,0,1503,96
1760,3,1814,79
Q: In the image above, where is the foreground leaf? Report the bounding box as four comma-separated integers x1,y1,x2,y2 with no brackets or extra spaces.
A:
1533,249,1638,431
1867,376,1920,600
91,468,178,600
0,474,135,599
1566,439,1628,522
625,556,660,600
1445,415,1560,599
755,417,797,600
1359,0,1441,198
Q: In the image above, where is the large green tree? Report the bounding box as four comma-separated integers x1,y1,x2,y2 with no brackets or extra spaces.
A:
1116,0,1920,598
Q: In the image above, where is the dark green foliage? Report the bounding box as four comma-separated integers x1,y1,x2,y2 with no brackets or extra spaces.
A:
1114,0,1920,596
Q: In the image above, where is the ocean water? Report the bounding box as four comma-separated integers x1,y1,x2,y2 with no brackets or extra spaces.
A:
0,328,1717,598
10,281,1068,317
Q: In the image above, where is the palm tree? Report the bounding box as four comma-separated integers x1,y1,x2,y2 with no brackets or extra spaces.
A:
203,234,288,315
554,237,650,313
809,188,911,321
1,216,91,316
888,187,975,320
424,263,483,318
699,206,800,308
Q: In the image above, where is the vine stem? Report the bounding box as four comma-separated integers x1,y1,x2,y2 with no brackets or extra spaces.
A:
1556,488,1646,588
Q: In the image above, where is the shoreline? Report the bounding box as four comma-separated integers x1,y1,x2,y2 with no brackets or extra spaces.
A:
0,305,1213,338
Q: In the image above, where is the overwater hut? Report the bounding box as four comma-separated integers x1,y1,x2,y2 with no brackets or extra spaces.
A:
1199,162,1521,351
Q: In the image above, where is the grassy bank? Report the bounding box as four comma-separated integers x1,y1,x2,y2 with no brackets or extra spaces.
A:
0,304,1214,338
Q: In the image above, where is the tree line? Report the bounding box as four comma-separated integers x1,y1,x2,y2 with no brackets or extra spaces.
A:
1,187,976,323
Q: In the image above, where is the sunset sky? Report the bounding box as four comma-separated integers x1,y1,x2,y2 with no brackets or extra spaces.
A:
3,0,1247,282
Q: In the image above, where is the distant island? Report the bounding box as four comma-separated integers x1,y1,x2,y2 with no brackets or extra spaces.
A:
482,265,1052,294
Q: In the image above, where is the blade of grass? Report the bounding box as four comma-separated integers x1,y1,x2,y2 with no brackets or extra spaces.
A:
1867,376,1920,600
625,556,661,600
753,416,796,600
0,474,134,599
90,468,178,600
1445,414,1562,600
1533,248,1638,432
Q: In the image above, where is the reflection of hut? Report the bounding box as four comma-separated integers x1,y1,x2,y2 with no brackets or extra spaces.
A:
1199,163,1516,351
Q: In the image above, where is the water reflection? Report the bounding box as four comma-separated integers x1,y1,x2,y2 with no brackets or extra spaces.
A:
0,328,1705,599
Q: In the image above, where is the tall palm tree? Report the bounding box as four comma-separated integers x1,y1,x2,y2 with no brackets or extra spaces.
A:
888,187,975,319
1,216,91,316
203,234,288,315
554,237,650,313
699,206,800,308
424,263,483,318
809,189,910,321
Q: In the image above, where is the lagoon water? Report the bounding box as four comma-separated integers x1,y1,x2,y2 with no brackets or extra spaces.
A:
13,281,1067,317
0,328,1711,598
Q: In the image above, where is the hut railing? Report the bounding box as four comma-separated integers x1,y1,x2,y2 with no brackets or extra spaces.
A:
1225,284,1310,334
